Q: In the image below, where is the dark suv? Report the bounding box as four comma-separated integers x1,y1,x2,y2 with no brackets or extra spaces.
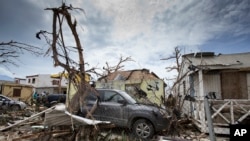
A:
78,89,169,139
43,94,66,107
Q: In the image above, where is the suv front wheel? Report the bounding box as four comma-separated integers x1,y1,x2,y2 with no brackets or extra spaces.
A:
132,119,154,139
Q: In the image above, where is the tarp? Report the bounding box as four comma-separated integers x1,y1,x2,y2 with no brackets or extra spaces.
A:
44,104,110,126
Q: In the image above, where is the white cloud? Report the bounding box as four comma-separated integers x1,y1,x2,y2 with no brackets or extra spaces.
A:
0,68,14,77
1,0,250,82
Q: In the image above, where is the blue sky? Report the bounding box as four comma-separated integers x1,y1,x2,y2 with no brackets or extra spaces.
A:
0,0,250,83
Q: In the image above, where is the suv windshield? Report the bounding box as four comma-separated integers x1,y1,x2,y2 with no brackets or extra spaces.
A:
118,91,137,104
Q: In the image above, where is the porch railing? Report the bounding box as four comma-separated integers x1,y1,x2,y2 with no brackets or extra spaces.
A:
209,99,250,126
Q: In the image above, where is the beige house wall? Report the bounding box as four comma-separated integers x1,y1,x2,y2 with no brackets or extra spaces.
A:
1,83,33,102
96,79,165,105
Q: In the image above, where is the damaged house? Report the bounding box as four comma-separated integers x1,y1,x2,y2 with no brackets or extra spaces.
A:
174,52,250,134
96,68,166,105
0,83,33,102
0,76,33,102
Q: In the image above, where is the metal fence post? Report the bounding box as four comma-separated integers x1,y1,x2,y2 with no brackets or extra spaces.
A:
204,96,216,141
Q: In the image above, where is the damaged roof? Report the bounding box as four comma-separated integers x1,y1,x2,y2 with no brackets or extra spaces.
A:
183,52,250,70
98,68,162,81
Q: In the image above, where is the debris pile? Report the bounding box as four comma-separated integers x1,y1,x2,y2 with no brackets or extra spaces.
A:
0,104,113,141
0,104,229,141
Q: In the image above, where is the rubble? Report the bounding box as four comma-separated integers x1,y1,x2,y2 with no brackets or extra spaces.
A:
0,104,112,141
0,104,230,141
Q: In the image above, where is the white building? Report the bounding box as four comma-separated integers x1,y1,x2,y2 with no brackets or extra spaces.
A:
26,74,68,94
174,52,250,134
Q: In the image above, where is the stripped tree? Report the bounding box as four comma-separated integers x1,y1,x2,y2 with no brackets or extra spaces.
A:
161,47,194,136
36,3,99,140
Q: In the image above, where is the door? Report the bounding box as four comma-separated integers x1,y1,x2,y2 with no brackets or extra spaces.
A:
221,71,247,99
97,90,128,127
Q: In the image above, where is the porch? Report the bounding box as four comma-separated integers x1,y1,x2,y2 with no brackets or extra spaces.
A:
192,99,250,134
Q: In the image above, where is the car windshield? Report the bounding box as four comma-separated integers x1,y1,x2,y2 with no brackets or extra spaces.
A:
0,95,12,101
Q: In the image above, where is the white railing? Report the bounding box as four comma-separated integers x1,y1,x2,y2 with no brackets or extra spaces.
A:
209,99,250,125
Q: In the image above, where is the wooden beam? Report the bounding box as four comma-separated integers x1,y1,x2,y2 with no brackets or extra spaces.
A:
234,100,248,113
211,107,230,124
237,110,250,123
230,101,234,124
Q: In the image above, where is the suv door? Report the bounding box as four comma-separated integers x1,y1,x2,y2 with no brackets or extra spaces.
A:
97,90,129,127
84,92,100,119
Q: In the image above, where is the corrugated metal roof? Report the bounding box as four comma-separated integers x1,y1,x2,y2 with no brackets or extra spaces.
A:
184,52,250,70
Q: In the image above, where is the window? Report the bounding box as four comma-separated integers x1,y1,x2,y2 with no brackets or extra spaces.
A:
103,91,123,103
32,78,36,84
86,93,97,101
0,96,8,101
13,88,21,97
52,80,59,85
183,81,186,95
28,79,31,83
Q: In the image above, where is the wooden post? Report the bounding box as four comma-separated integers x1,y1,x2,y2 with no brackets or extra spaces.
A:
230,100,234,124
198,70,206,132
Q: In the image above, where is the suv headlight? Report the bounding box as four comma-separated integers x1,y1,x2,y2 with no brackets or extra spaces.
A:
159,108,171,118
152,109,167,117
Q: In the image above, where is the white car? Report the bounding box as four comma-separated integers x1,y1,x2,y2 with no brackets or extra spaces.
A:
0,94,27,110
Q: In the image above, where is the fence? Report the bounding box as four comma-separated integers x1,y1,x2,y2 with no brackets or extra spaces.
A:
185,96,250,141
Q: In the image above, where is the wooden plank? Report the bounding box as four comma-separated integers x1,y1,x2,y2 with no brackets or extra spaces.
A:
211,99,250,102
230,101,234,124
237,110,250,123
213,123,230,126
214,127,229,134
198,70,206,132
234,101,248,113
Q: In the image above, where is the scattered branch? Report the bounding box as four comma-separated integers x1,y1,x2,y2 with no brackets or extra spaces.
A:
0,41,42,66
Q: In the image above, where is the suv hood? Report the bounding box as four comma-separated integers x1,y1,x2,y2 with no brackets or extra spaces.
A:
133,103,167,114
